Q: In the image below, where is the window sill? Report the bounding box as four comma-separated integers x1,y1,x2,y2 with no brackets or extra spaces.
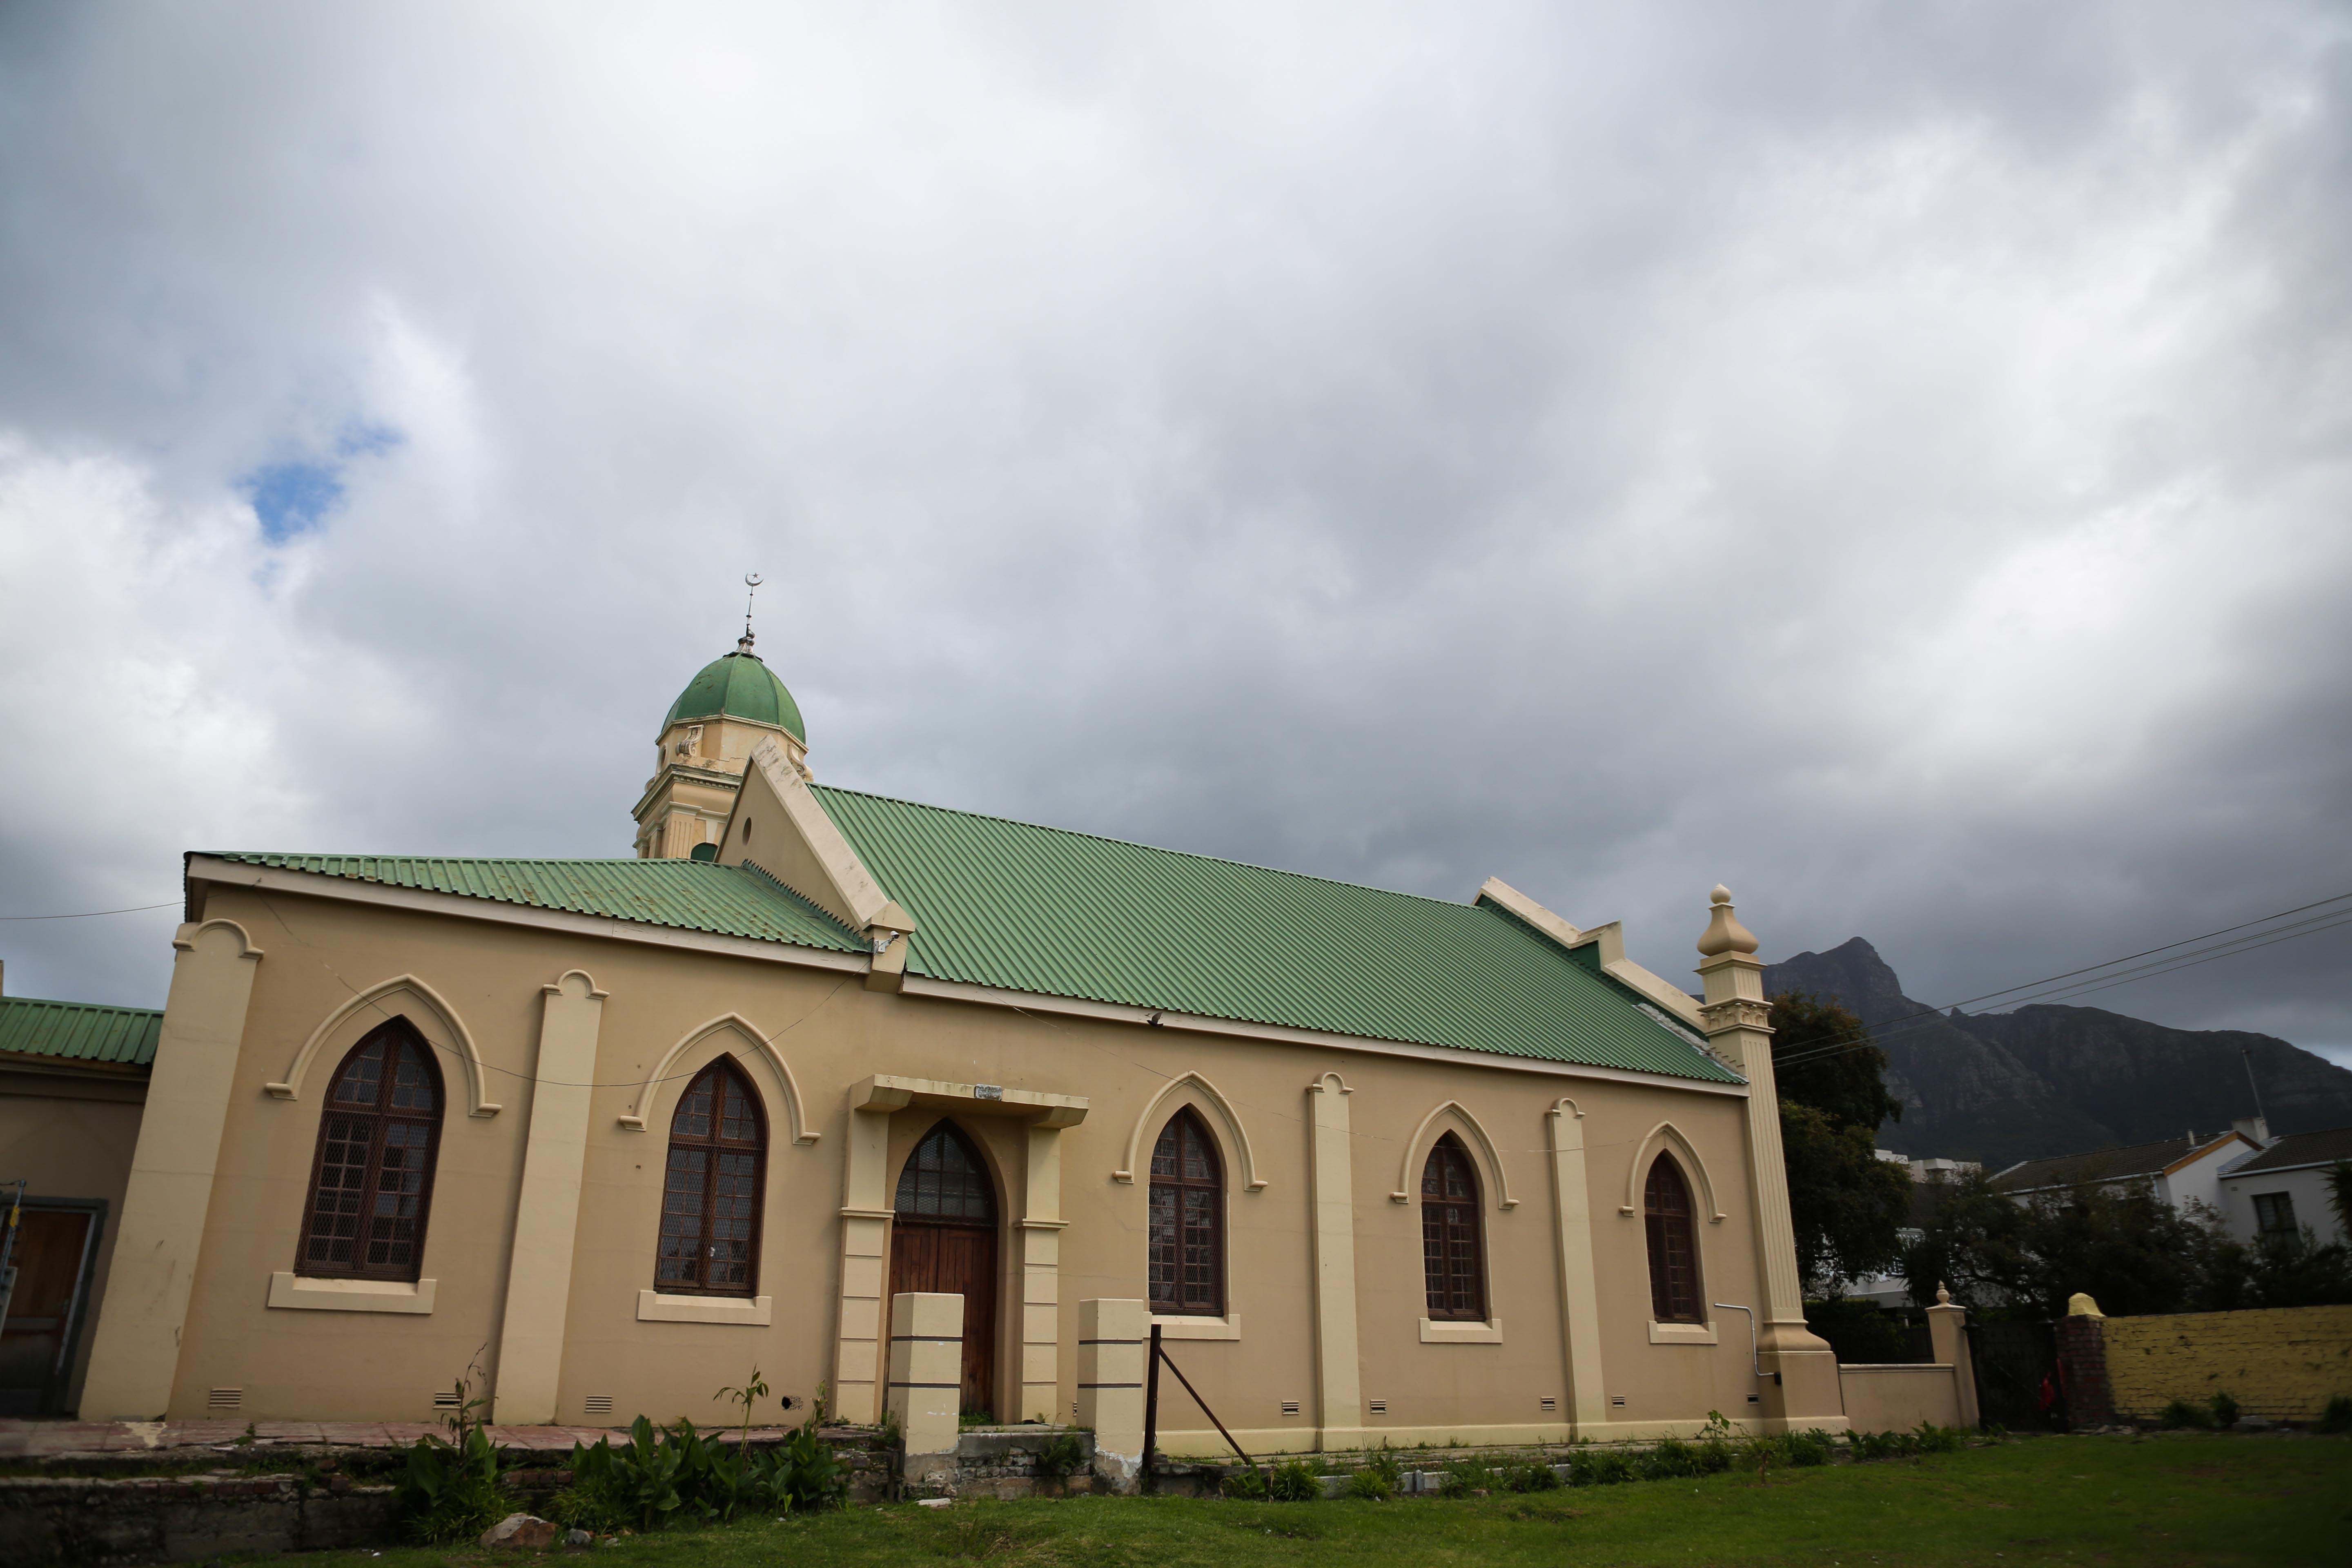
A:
637,1290,773,1325
1420,1317,1503,1344
1148,1312,1241,1340
268,1272,436,1314
1647,1320,1717,1345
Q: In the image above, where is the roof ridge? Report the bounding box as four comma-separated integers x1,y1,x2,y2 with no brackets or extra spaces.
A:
809,783,1486,912
209,852,719,867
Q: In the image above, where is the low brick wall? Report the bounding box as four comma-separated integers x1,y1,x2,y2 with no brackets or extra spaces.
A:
0,1473,396,1568
1837,1364,1964,1433
2102,1304,2352,1421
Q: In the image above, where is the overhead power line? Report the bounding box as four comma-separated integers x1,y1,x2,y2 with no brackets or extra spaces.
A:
0,901,180,921
1770,890,2352,1074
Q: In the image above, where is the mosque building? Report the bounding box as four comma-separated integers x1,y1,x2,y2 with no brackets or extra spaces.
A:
3,628,1845,1459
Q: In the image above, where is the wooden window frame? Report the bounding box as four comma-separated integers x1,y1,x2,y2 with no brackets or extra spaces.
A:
1147,1107,1226,1318
655,1056,768,1298
1644,1154,1705,1323
296,1020,445,1283
1420,1133,1487,1321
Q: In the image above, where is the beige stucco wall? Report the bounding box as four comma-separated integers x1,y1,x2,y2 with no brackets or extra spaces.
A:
0,1065,145,1410
139,880,1795,1444
1838,1363,1963,1433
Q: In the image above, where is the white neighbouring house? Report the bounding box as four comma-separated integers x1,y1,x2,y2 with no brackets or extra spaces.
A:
2215,1126,2352,1248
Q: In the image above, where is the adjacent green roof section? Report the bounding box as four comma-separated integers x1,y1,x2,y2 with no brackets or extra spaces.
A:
812,785,1742,1083
663,647,806,741
0,994,163,1070
205,854,863,955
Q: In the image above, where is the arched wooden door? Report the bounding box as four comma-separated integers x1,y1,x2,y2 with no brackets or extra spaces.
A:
889,1120,999,1417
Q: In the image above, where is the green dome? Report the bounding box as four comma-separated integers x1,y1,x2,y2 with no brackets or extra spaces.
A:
662,641,806,741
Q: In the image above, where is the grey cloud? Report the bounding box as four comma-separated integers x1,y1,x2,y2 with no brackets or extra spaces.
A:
1,2,2348,1074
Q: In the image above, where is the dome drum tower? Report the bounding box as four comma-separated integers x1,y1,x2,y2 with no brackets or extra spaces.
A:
633,632,810,859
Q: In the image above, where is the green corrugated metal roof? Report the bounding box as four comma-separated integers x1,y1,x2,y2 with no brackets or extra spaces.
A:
813,785,1742,1083
205,854,863,954
663,648,806,740
0,994,163,1069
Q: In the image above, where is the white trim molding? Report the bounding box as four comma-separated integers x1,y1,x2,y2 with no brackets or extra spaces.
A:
1392,1100,1519,1209
1116,1072,1266,1190
638,1290,773,1325
1620,1120,1728,1224
268,1273,436,1314
619,1012,819,1141
1149,1313,1242,1341
266,973,501,1118
1420,1317,1503,1344
1647,1321,1718,1345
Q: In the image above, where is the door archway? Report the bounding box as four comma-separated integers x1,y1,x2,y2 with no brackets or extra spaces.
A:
890,1120,1000,1417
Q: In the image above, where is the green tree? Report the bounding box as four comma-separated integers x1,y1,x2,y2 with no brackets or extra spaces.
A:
1902,1172,2225,1316
1767,991,1911,1294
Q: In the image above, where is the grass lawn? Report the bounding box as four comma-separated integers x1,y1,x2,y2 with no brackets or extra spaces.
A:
303,1434,2347,1568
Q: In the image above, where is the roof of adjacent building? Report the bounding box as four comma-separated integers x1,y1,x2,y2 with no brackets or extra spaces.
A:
205,854,864,954
1990,1132,2244,1192
2227,1125,2352,1176
0,993,164,1070
662,646,806,741
812,784,1742,1082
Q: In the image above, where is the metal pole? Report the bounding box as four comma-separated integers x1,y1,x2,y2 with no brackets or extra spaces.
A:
2240,1048,2268,1131
0,1180,24,1341
1141,1322,1161,1494
1152,1339,1264,1494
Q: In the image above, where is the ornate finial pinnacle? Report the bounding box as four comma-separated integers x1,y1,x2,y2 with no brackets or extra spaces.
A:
1936,1281,1951,1305
1697,883,1759,958
740,572,763,654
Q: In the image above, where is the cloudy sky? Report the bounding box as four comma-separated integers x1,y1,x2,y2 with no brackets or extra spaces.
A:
3,2,2349,1066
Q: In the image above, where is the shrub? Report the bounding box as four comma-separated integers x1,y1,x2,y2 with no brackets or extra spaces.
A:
1267,1458,1323,1502
1639,1439,1702,1481
394,1378,514,1545
1913,1422,1963,1454
2209,1392,2241,1429
1845,1429,1916,1462
2156,1399,2210,1430
1034,1431,1089,1483
761,1416,850,1512
1345,1466,1393,1501
1503,1460,1562,1492
1218,1470,1267,1500
2315,1395,2352,1434
1437,1460,1501,1498
1780,1429,1837,1468
1565,1448,1635,1487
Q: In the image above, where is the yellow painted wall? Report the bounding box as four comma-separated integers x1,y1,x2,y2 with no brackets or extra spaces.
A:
0,1070,145,1408
123,878,1801,1441
2103,1305,2352,1421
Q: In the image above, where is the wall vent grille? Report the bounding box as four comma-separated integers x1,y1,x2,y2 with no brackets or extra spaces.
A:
207,1388,241,1412
432,1390,463,1411
584,1395,615,1418
1540,1396,1557,1412
1366,1399,1386,1415
1280,1400,1301,1417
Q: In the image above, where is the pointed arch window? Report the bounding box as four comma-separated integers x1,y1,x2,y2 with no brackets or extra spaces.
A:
1148,1108,1224,1315
298,1020,443,1281
1644,1154,1704,1322
1421,1133,1486,1320
657,1058,766,1296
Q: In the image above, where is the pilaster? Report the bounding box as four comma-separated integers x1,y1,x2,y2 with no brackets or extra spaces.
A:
1694,886,1843,1431
835,1087,903,1424
1077,1298,1147,1488
79,920,262,1419
1306,1072,1363,1449
1018,1123,1066,1422
492,970,607,1423
1546,1097,1608,1432
887,1292,964,1481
